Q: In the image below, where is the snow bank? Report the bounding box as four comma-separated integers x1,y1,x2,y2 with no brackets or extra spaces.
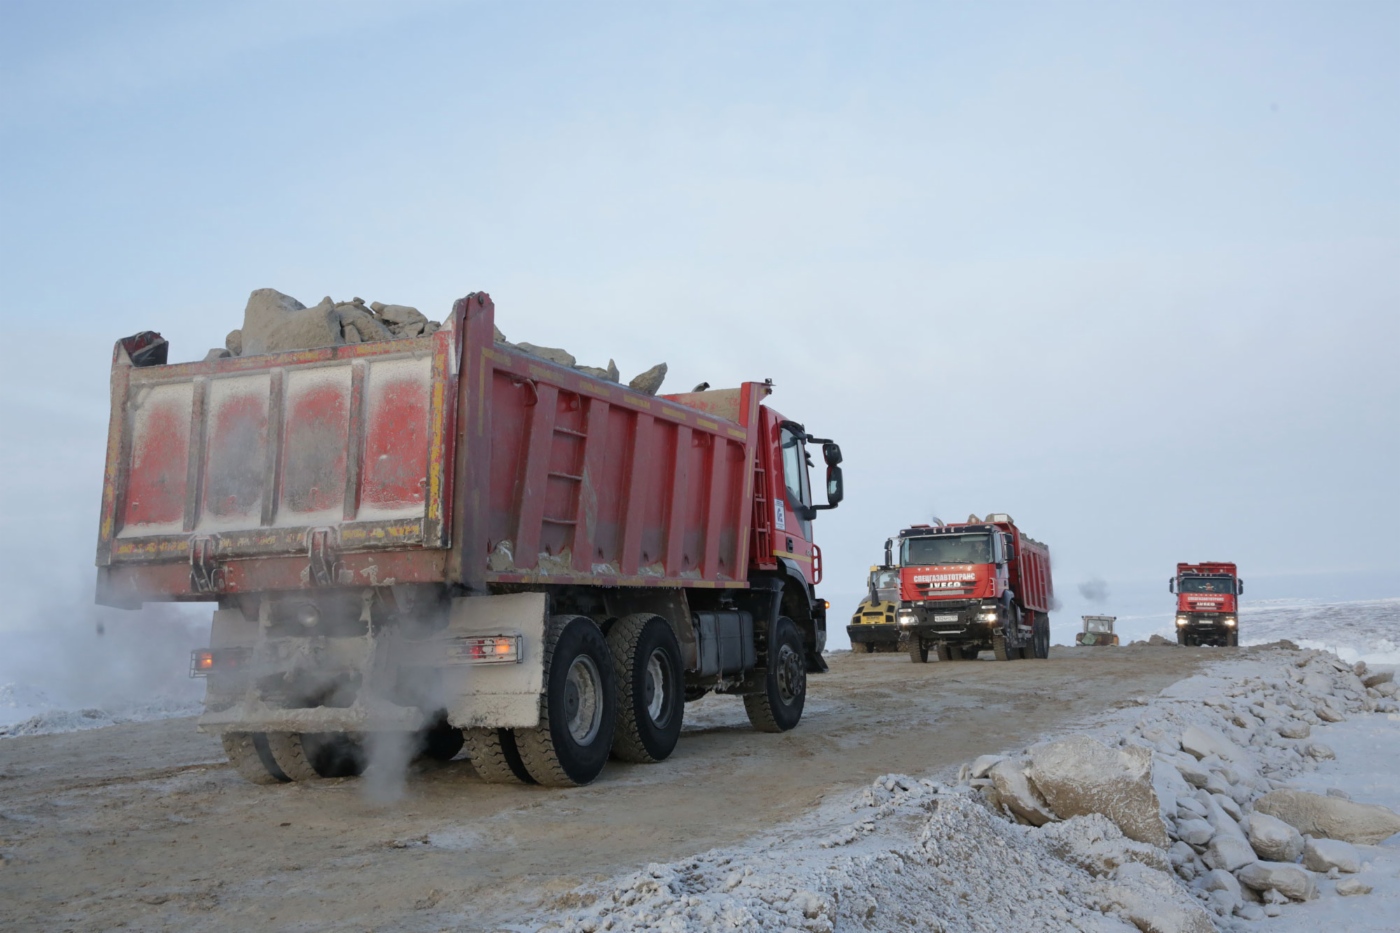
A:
0,691,200,737
530,648,1400,931
1240,598,1399,668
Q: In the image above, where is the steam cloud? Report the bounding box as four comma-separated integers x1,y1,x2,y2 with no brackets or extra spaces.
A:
1078,578,1109,604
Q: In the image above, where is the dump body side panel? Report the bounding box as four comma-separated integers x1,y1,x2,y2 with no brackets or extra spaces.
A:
473,337,762,589
1009,530,1053,614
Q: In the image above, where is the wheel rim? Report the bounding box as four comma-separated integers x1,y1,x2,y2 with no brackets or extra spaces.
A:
775,642,805,704
644,648,670,725
563,654,604,745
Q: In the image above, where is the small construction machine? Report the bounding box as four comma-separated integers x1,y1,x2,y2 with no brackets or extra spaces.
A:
846,565,901,653
1075,615,1118,647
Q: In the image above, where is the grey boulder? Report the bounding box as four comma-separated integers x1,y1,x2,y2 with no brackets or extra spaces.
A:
1255,789,1400,845
1027,735,1169,847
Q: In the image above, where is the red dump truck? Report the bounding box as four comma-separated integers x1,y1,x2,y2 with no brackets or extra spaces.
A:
888,514,1053,662
95,293,844,786
1171,561,1241,647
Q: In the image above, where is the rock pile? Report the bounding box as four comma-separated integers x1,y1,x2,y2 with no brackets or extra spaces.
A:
541,646,1397,933
214,289,670,395
494,325,668,396
966,649,1400,924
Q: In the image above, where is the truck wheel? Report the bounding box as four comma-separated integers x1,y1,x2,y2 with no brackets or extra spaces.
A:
419,719,466,762
463,728,536,784
607,614,685,764
862,642,876,654
1035,617,1051,659
908,638,929,664
745,617,807,732
992,634,1014,661
1227,631,1239,647
515,615,617,787
935,643,952,662
266,732,326,781
313,734,367,777
222,732,290,784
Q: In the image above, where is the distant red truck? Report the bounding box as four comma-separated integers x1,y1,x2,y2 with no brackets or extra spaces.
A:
1171,562,1242,647
889,514,1053,663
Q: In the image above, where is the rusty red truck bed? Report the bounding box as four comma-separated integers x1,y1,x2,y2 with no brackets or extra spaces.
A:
97,294,767,606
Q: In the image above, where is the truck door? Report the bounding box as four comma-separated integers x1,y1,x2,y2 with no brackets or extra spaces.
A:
775,421,817,583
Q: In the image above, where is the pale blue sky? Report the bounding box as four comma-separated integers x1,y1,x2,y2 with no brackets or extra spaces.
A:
2,1,1396,640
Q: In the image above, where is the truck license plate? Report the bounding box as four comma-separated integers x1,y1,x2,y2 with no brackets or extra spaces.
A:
934,614,959,622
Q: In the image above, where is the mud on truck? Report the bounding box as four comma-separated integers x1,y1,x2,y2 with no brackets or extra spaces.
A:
95,293,844,787
1171,562,1242,647
846,565,902,653
891,514,1053,663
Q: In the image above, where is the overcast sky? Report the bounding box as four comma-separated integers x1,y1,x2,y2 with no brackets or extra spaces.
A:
1,0,1396,643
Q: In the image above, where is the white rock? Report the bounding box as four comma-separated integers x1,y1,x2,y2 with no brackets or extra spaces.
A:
1028,736,1169,847
1255,789,1400,845
1181,725,1245,764
1175,758,1212,789
1206,888,1240,917
1375,681,1399,698
1213,793,1243,822
1176,818,1213,846
1237,903,1265,920
514,342,577,368
1236,861,1319,901
1315,704,1345,723
1177,797,1208,820
1362,670,1394,688
969,754,1004,779
1168,840,1196,868
1248,812,1304,862
1201,866,1242,899
1277,720,1311,739
1203,834,1256,872
1304,742,1336,760
1302,837,1361,873
1097,863,1216,933
1336,878,1372,896
989,759,1057,826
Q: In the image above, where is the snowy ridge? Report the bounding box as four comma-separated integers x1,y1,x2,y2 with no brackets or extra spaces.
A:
529,647,1399,932
1240,598,1399,666
0,691,201,738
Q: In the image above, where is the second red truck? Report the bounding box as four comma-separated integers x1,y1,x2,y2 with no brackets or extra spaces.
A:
890,514,1053,663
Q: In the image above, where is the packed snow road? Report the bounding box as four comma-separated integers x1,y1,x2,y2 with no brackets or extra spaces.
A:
0,645,1215,932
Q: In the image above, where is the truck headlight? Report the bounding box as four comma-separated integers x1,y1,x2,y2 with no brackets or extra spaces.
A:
897,612,916,626
979,610,999,622
1175,617,1188,627
1223,617,1236,627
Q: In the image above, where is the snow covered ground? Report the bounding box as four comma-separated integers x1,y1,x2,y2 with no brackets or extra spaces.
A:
527,599,1399,932
0,603,207,737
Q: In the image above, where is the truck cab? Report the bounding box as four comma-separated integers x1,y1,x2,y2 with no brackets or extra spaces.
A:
1171,562,1241,647
890,513,1053,663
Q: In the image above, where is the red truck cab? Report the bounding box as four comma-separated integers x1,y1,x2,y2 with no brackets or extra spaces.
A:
1171,561,1242,647
889,513,1053,663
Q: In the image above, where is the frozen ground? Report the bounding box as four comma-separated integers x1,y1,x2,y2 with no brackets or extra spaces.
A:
0,598,1395,932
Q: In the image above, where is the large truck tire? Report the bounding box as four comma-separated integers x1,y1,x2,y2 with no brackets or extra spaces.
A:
935,643,953,662
745,617,807,732
908,638,929,664
222,732,290,785
1227,631,1239,648
515,615,617,787
266,732,322,781
607,614,685,764
1030,616,1050,659
463,728,535,784
992,634,1014,661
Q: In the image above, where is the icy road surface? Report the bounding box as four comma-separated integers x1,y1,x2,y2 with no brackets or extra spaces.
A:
0,645,1218,932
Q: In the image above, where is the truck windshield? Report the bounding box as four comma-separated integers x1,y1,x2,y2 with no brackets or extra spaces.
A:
901,534,991,565
1179,576,1233,594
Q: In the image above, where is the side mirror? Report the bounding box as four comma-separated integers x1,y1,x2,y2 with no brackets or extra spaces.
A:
884,538,894,567
1004,545,1015,563
1237,579,1244,594
810,440,844,514
824,464,843,507
1168,578,1176,594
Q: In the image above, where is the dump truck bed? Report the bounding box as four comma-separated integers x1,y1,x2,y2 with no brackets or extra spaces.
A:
97,294,764,607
